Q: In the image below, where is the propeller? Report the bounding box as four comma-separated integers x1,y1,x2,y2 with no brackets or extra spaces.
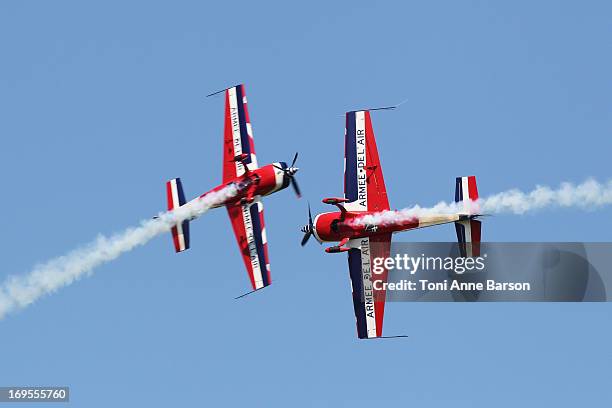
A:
274,152,301,198
300,202,314,246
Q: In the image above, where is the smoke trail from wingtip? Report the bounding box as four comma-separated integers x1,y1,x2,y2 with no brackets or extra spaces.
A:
354,179,612,226
0,185,237,319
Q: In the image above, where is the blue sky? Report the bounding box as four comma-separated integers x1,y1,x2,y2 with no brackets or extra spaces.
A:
1,1,611,406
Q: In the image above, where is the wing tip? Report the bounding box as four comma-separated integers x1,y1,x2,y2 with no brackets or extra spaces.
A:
234,285,270,300
206,83,244,97
346,106,396,115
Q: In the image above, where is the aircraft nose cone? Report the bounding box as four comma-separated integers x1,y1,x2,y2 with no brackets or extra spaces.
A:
288,167,299,175
300,224,311,233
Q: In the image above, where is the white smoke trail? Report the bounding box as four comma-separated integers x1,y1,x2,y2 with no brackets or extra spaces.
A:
0,185,237,319
354,179,612,226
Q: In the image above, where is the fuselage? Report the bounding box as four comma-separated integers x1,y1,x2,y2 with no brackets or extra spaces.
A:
312,210,464,243
186,162,291,211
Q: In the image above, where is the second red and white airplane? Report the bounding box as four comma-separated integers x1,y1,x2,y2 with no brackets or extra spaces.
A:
165,84,300,292
301,109,482,339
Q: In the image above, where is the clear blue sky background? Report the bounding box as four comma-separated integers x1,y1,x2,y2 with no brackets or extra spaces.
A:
1,1,611,406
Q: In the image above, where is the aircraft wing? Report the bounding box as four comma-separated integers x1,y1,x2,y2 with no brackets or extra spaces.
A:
343,110,390,212
226,201,271,291
346,233,392,339
223,84,258,182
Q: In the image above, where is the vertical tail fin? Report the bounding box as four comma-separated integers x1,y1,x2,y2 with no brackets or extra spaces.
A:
454,176,481,257
166,178,190,253
454,175,479,213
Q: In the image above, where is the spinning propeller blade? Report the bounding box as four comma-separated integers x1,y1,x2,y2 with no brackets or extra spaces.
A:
291,152,298,167
300,203,314,246
291,177,302,198
275,152,301,198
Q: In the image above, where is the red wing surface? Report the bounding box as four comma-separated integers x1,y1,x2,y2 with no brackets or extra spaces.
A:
346,233,391,339
223,84,258,182
343,110,390,212
226,202,271,290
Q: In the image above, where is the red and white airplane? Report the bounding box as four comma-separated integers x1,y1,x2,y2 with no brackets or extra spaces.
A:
300,109,482,339
165,84,300,292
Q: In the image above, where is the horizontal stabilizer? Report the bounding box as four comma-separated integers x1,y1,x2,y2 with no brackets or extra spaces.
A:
454,176,481,257
166,178,190,253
